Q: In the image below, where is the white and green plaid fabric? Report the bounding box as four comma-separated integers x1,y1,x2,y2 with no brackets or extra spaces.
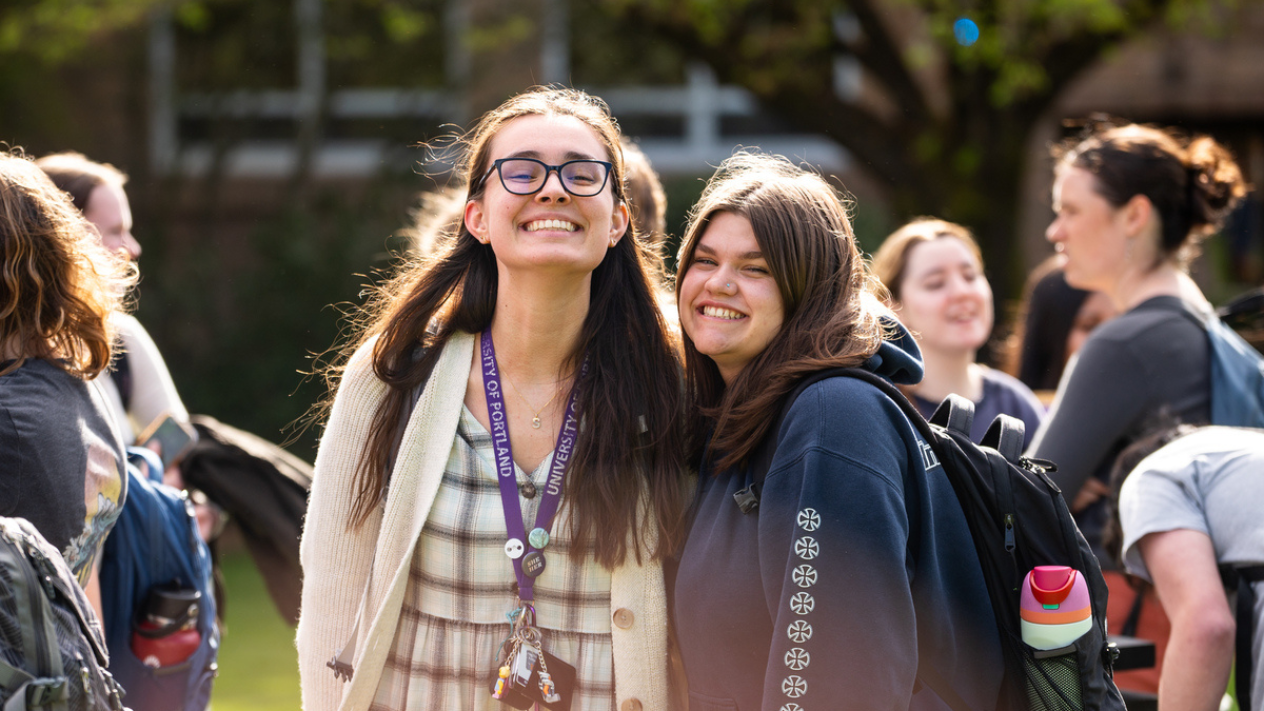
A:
371,406,615,711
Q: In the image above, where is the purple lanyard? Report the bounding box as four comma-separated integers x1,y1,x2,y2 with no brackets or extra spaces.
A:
480,326,585,601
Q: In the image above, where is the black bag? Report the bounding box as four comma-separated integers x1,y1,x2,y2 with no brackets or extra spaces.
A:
178,415,312,625
0,517,127,711
741,368,1125,711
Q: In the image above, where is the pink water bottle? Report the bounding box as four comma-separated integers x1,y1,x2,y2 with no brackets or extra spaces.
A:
1020,565,1092,650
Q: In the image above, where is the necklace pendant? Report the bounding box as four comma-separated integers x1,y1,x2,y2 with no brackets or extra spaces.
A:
531,416,542,429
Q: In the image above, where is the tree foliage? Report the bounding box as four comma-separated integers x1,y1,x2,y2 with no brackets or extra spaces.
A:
597,0,1241,295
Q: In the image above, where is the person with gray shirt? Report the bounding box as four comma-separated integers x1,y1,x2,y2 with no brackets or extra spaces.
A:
1112,426,1264,711
1029,121,1248,560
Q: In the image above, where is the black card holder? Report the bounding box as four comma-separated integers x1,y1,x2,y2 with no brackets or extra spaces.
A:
488,650,576,711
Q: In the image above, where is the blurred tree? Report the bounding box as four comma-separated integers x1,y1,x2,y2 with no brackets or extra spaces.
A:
597,0,1245,297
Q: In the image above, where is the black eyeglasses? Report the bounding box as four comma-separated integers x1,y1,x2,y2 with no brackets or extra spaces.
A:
479,158,614,198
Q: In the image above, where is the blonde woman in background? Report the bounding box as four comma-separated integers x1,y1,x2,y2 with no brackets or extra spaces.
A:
872,217,1044,446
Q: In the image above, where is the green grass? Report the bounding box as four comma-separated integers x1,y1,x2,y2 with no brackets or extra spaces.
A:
210,548,301,711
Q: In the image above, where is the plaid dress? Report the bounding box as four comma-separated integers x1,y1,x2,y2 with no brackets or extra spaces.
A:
371,406,615,711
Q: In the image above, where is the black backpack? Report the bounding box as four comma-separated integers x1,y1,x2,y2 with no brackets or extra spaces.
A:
0,517,128,711
741,368,1125,711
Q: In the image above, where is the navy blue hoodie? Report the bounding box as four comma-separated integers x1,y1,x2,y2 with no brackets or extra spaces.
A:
674,327,1004,711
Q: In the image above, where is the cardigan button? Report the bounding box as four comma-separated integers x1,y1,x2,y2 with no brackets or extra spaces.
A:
612,608,634,629
620,698,643,711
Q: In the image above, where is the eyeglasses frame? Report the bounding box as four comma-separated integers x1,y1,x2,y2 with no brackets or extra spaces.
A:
477,157,617,199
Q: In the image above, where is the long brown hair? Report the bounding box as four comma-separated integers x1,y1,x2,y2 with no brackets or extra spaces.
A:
330,87,686,568
0,150,136,378
675,152,889,472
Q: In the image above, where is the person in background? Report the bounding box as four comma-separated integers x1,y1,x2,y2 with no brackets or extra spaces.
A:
872,217,1044,446
297,87,687,711
1108,424,1264,711
1028,120,1247,551
673,152,1002,711
35,152,189,446
0,149,136,618
1028,120,1249,696
620,138,676,329
620,139,667,248
1005,256,1117,402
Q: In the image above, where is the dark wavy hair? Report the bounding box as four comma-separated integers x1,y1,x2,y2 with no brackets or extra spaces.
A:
0,150,135,378
1055,120,1249,269
329,87,685,568
675,151,890,471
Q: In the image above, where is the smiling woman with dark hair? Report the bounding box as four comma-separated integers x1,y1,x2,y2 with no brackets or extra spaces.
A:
296,87,687,711
671,152,1004,711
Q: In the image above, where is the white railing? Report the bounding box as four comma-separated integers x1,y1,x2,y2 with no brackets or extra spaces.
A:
148,0,850,178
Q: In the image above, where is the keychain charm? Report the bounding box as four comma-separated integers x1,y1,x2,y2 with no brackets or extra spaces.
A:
492,665,511,699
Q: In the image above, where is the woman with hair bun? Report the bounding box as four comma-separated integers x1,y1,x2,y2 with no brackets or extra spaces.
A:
1030,121,1249,560
296,87,686,711
0,150,136,599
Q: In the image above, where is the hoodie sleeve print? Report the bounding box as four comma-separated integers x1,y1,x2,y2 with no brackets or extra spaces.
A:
757,381,918,711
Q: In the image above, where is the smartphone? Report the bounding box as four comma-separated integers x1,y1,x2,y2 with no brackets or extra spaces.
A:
137,413,199,470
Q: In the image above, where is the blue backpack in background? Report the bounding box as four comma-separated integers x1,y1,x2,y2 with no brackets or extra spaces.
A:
1180,306,1264,428
100,448,219,711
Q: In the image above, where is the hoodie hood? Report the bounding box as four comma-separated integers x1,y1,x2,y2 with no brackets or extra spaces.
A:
862,317,924,386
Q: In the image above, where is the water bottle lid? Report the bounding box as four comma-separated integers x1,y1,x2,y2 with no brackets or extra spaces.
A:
1029,566,1076,606
143,585,201,622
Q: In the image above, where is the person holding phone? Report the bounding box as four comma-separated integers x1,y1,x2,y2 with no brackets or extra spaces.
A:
297,87,688,711
0,150,136,614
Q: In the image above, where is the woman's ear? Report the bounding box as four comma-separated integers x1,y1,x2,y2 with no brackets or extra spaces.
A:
1122,194,1153,237
464,200,489,244
608,202,630,247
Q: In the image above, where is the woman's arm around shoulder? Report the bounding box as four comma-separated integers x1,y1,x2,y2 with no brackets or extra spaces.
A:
757,376,920,710
295,338,389,711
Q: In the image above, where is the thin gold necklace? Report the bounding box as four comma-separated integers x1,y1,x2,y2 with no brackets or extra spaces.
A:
502,371,563,429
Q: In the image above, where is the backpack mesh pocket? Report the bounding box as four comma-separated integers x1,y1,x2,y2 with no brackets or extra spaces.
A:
1023,646,1083,711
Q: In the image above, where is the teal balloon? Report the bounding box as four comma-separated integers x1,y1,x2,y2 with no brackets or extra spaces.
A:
954,18,980,46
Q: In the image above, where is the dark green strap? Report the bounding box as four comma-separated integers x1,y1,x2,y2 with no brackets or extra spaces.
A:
0,658,69,711
0,660,35,698
0,531,65,706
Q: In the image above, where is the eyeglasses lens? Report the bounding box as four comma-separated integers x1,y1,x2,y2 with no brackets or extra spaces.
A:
497,159,608,197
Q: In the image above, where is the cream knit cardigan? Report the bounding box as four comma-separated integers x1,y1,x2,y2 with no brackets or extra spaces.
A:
295,332,670,711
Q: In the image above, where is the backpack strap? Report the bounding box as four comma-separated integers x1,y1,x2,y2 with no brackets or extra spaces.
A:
929,394,974,439
1225,564,1264,711
1,665,69,711
980,415,1025,465
112,347,133,414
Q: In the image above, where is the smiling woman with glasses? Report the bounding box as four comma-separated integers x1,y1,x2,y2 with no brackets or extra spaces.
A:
297,87,688,711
